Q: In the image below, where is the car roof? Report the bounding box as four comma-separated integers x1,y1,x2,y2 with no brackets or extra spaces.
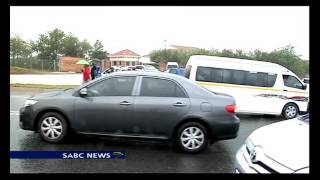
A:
76,70,218,99
109,71,185,80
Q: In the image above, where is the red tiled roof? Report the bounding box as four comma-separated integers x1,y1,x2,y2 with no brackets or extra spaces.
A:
109,49,140,57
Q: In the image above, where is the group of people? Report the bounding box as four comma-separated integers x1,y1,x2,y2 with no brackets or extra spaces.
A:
82,63,101,84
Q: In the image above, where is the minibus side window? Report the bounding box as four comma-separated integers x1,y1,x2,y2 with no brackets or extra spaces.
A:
256,72,268,87
246,72,258,86
211,68,223,83
222,69,233,84
283,75,304,90
196,67,211,82
267,74,277,87
231,70,246,85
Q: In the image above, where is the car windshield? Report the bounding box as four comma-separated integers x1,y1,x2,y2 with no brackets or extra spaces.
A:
135,66,144,70
298,114,309,123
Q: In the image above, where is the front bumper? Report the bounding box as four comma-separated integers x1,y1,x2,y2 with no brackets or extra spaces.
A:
235,145,258,173
19,106,36,131
234,145,294,173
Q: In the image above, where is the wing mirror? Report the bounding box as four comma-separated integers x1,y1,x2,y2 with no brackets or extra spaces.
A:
79,88,88,97
302,84,307,90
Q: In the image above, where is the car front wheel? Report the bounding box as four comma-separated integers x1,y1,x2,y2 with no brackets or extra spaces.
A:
176,122,208,153
38,112,68,143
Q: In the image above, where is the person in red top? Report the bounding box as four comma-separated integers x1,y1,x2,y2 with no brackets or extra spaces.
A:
82,64,91,84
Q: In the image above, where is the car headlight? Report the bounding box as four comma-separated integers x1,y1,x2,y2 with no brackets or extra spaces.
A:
24,99,38,107
245,138,255,152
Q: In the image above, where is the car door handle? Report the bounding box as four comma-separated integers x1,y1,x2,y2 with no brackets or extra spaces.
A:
120,101,132,105
173,102,186,107
283,89,288,91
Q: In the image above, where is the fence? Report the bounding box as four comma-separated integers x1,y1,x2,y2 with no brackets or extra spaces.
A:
10,57,59,72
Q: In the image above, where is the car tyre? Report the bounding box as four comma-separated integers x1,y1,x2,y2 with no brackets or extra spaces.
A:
175,122,208,153
282,103,299,120
38,112,68,143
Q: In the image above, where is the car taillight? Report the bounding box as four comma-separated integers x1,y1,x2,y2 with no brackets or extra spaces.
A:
225,104,236,113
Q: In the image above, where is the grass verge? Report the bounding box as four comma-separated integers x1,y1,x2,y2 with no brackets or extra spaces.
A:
11,83,79,89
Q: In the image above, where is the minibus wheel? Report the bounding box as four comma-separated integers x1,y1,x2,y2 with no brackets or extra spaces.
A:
282,103,299,120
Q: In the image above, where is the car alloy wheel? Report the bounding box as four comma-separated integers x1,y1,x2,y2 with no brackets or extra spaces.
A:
38,112,68,143
176,122,208,153
180,127,204,150
40,117,63,140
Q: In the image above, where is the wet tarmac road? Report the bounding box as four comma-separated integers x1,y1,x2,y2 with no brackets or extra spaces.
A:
10,93,283,173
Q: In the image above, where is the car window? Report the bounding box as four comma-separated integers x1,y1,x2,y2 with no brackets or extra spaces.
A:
140,77,187,97
283,75,304,89
167,65,178,69
87,76,136,97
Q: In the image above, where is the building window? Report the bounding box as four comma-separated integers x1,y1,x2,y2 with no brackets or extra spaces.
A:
132,61,135,66
113,61,117,66
126,62,130,66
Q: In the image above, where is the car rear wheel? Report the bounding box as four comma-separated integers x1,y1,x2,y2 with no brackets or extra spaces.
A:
38,112,68,143
282,103,299,119
176,122,208,153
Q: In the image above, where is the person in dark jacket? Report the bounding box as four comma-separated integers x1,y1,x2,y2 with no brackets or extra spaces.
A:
95,65,101,78
91,63,97,80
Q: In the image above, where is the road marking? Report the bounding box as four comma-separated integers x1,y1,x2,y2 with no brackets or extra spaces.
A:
10,111,19,116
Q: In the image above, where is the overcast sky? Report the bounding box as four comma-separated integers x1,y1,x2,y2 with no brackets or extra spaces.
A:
10,6,309,59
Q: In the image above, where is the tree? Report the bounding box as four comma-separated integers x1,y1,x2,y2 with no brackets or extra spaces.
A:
89,40,107,60
32,28,65,71
32,29,65,60
10,35,27,66
62,34,81,57
79,39,92,58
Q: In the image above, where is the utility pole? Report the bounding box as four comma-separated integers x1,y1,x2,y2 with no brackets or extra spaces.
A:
164,39,167,62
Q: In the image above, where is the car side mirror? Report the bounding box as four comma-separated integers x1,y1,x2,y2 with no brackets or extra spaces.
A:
303,84,308,90
79,88,88,97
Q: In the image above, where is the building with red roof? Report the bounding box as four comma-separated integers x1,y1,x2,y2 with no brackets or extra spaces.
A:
101,49,141,70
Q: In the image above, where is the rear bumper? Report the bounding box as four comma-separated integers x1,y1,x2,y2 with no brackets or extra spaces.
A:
209,114,240,141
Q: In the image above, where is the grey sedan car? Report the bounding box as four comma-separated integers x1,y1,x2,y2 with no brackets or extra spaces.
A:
19,71,240,153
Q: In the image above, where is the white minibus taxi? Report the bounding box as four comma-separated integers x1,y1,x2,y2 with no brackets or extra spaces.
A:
185,55,309,119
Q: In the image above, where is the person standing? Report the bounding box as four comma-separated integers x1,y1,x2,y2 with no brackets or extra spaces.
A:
95,65,101,78
82,64,91,84
91,63,97,80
